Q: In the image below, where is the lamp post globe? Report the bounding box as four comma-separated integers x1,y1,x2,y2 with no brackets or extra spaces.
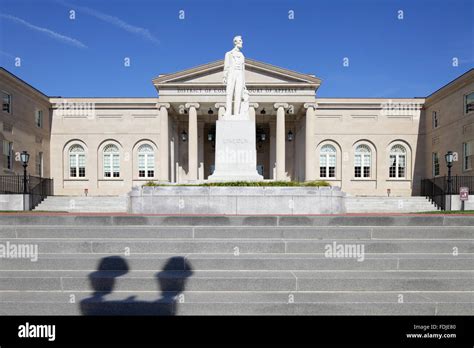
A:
20,151,30,166
445,151,454,167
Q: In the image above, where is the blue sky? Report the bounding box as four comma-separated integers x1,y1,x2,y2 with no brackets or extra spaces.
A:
0,0,473,98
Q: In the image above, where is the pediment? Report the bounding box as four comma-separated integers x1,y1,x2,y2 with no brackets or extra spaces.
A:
153,58,321,88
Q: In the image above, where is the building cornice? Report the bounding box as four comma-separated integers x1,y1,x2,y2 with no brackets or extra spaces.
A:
424,69,474,108
0,67,50,103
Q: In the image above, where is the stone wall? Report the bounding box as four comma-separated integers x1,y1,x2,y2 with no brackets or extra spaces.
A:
130,186,345,215
0,194,29,211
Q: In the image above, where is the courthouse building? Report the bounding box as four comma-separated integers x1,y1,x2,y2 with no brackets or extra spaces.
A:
1,60,473,196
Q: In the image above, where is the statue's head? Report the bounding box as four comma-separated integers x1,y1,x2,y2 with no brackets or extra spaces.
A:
233,35,243,49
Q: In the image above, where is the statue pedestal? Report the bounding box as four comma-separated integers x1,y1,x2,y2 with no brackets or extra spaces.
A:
208,119,263,182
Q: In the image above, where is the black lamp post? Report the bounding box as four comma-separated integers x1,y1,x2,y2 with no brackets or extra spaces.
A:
445,151,454,195
445,151,454,211
20,151,30,194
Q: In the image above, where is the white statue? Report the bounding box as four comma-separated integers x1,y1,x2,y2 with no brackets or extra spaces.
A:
223,35,246,117
240,87,249,119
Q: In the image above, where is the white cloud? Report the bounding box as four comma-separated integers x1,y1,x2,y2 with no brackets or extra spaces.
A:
0,13,87,49
61,1,159,45
0,50,15,58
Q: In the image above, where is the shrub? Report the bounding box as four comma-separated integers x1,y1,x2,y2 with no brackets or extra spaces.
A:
142,180,330,187
143,181,160,187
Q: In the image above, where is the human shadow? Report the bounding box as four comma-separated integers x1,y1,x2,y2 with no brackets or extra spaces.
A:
80,256,193,315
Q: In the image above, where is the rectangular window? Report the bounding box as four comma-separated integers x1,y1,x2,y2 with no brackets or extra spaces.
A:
2,91,11,113
104,154,120,178
432,152,440,177
113,154,120,177
320,154,336,178
362,154,371,178
328,154,336,178
3,140,13,170
36,152,43,177
432,111,439,128
138,154,146,177
78,154,85,177
138,153,154,178
354,153,371,178
35,110,43,128
398,155,406,178
389,155,397,178
354,154,362,178
70,154,77,177
69,151,86,178
320,154,327,178
463,141,473,171
363,166,370,177
465,92,474,114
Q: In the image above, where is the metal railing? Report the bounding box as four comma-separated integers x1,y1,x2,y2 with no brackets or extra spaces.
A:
421,176,474,210
0,175,25,194
0,175,53,209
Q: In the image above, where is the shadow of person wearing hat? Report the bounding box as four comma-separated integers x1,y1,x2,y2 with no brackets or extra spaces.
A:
80,255,193,315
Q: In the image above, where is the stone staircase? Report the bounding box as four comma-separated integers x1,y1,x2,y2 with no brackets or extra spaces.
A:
0,215,472,315
345,196,439,213
34,196,128,213
34,195,438,214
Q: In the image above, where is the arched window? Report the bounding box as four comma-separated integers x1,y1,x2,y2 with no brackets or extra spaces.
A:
69,145,85,178
138,144,155,178
389,144,406,178
320,144,336,178
355,144,371,178
103,144,120,178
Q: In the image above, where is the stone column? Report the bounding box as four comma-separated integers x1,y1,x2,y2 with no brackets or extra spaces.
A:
274,103,289,181
185,103,199,181
157,103,170,181
249,103,259,123
304,103,317,181
269,121,276,179
198,121,205,181
215,103,226,121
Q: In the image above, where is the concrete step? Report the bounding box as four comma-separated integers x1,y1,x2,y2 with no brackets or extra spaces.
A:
345,196,438,213
0,292,473,315
1,291,472,315
0,301,457,316
35,196,128,212
0,254,472,271
2,290,472,304
3,215,474,226
0,239,470,254
2,225,474,240
1,270,473,292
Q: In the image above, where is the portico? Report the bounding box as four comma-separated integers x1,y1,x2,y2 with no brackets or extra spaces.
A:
153,58,322,183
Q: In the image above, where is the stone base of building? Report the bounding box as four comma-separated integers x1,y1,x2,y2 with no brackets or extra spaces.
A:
208,119,263,182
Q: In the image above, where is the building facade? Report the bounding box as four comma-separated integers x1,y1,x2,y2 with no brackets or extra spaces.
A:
1,62,473,197
0,69,51,179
